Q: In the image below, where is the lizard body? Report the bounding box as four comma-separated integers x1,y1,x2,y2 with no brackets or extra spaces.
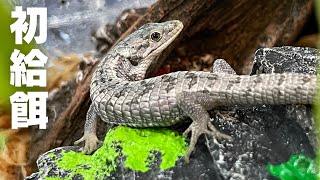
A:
75,20,316,161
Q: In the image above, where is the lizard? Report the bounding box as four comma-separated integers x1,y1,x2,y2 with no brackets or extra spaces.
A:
75,20,317,162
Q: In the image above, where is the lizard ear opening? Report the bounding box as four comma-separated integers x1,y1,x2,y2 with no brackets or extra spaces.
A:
126,57,139,66
129,58,138,66
126,54,139,66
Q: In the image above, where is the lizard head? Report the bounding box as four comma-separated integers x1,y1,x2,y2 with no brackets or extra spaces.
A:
114,20,184,80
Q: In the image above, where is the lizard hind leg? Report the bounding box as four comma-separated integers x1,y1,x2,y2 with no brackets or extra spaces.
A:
177,92,231,162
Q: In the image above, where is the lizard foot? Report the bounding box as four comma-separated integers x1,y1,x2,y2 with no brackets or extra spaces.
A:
74,133,102,154
183,121,231,163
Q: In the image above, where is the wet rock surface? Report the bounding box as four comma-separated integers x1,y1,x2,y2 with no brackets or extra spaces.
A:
27,46,317,180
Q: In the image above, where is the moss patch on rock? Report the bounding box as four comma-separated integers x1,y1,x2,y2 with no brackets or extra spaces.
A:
50,126,187,179
111,126,187,171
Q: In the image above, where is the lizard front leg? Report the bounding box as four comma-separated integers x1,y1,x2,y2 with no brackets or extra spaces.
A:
74,103,101,154
177,91,232,162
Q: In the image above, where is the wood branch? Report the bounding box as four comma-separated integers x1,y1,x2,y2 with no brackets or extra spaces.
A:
27,0,313,171
175,0,313,74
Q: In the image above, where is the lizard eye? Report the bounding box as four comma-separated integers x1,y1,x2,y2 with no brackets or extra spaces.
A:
150,31,162,42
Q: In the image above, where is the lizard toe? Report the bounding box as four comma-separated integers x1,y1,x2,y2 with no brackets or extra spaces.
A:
74,136,85,145
183,121,231,162
84,142,96,154
207,122,231,140
184,122,204,162
74,133,100,154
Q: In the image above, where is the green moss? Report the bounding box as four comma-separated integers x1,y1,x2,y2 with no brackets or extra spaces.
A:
52,126,187,179
47,153,56,158
109,126,187,171
267,154,319,180
55,142,118,179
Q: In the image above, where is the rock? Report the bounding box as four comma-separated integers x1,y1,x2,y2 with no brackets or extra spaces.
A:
208,46,317,179
26,128,222,180
252,46,318,74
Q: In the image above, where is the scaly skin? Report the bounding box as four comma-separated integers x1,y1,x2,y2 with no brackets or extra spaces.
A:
75,20,316,162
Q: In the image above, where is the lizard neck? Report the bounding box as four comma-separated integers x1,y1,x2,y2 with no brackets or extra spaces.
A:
95,53,136,82
95,50,157,82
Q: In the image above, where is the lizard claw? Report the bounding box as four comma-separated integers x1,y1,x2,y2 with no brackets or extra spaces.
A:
182,121,232,162
74,133,101,154
207,122,232,140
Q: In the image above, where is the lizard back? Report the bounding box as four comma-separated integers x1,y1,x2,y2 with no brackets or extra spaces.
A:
90,70,316,127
